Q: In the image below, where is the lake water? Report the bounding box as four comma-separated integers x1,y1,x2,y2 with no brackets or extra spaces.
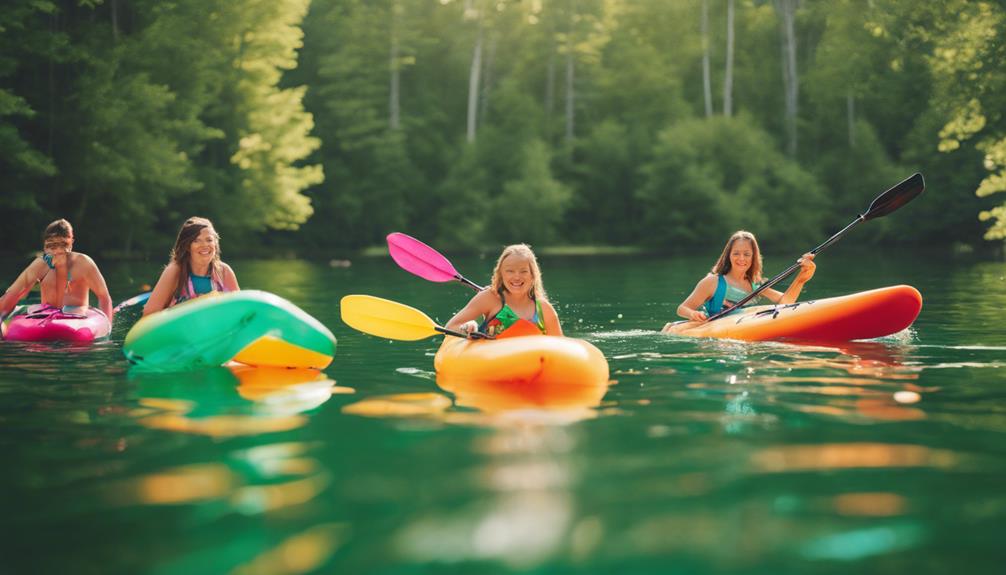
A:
1,250,1004,574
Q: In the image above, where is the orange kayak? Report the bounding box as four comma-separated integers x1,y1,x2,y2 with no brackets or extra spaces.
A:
663,285,922,342
433,323,610,411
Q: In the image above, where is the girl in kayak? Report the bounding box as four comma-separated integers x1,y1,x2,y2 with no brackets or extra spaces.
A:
143,217,239,316
0,219,114,321
446,244,562,337
671,230,815,324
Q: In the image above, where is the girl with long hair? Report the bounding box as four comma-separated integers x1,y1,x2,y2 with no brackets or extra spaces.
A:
445,244,562,337
143,217,239,316
673,230,816,323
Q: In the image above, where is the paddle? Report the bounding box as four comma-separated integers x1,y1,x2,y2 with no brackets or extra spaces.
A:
706,172,926,322
113,291,151,313
340,294,493,341
387,233,485,291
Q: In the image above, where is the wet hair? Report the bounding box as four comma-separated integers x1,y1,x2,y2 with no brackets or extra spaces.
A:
489,244,547,301
711,230,763,283
42,219,73,251
169,217,221,298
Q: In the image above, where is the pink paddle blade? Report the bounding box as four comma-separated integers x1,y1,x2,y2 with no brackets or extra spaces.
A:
387,233,460,283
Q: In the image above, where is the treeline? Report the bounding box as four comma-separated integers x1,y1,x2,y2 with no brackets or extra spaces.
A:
2,0,1004,257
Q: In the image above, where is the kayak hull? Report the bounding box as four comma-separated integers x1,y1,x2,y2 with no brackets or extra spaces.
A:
434,333,610,411
123,290,336,371
664,285,922,342
4,305,111,343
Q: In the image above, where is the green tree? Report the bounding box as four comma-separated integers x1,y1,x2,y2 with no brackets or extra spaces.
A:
638,115,826,248
492,139,571,244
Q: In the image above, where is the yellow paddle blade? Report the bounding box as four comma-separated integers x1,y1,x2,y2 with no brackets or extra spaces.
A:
340,295,441,341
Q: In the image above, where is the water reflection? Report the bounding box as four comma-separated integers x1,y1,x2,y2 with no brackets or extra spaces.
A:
231,522,347,575
394,424,583,568
130,365,345,437
437,371,610,415
749,443,958,472
102,442,330,515
343,364,611,425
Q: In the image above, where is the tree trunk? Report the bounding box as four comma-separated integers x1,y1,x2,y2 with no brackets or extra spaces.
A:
774,0,799,157
701,0,713,118
724,0,735,117
544,0,556,134
545,43,555,131
389,0,400,130
479,33,498,128
48,11,57,158
847,90,856,148
564,1,575,143
111,0,119,42
466,14,483,143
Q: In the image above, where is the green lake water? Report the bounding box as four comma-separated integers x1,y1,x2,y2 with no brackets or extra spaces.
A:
1,250,1005,574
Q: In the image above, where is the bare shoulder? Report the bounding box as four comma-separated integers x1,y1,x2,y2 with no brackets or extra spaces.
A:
540,298,558,315
697,274,719,290
469,289,500,311
159,261,182,280
72,252,100,271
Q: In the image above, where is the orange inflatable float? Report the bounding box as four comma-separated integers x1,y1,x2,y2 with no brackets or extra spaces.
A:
663,285,922,342
433,320,610,411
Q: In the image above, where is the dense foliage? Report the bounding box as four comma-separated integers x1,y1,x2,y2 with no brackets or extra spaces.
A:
1,0,1003,257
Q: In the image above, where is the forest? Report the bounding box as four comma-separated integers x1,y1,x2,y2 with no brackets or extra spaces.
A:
1,0,1004,256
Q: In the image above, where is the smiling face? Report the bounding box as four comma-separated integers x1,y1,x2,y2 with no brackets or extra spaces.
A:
729,239,754,276
188,227,218,268
500,254,534,297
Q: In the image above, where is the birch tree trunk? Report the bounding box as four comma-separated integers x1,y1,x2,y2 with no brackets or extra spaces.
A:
544,0,556,134
774,0,799,157
847,90,856,148
466,12,483,143
389,0,400,130
564,1,575,143
723,0,735,117
702,0,713,118
111,0,120,42
479,33,498,128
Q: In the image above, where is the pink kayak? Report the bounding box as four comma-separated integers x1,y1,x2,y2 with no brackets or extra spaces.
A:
3,305,111,343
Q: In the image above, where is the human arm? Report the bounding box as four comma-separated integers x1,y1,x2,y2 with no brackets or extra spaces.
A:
541,299,563,336
760,253,815,304
142,263,181,317
82,255,114,321
0,259,47,317
220,262,240,291
676,275,717,322
444,290,494,334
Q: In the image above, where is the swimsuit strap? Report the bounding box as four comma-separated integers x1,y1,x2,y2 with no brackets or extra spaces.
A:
36,254,73,302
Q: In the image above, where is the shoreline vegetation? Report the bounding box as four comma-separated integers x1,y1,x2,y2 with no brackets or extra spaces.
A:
2,241,991,264
3,1,1005,257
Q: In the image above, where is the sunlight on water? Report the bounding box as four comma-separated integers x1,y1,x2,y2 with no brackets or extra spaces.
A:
1,253,1005,573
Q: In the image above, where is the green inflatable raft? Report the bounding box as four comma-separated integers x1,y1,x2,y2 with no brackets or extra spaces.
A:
123,290,336,371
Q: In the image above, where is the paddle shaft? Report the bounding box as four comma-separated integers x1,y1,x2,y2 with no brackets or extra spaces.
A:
434,325,494,339
455,274,485,291
707,216,864,322
705,173,924,322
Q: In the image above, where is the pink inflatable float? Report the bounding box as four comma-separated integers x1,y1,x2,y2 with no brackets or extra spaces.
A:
3,304,111,343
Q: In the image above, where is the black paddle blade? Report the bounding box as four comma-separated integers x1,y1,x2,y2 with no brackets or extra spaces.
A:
864,173,925,220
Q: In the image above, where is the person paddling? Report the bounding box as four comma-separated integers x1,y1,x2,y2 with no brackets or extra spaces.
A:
143,217,239,316
445,244,562,337
0,219,114,322
668,230,816,327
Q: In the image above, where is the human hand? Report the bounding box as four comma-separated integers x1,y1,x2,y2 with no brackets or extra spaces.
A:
458,320,479,335
795,253,816,283
690,309,708,322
